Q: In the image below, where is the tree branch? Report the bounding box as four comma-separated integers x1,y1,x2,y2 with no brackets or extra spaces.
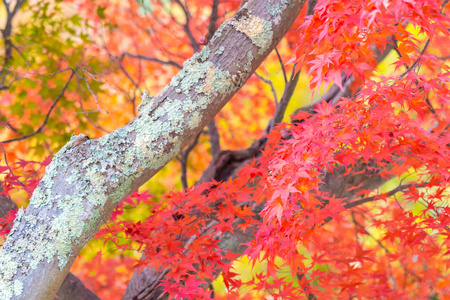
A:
0,0,26,90
56,273,101,300
0,69,75,144
120,52,182,70
344,182,429,210
173,0,200,52
179,132,202,189
206,0,220,42
207,119,221,160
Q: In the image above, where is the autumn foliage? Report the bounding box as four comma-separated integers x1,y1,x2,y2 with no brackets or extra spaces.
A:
2,0,450,299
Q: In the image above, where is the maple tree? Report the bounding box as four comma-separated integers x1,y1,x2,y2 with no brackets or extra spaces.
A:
1,0,450,299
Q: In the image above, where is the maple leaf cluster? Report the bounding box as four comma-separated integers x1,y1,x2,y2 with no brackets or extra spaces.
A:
2,0,450,299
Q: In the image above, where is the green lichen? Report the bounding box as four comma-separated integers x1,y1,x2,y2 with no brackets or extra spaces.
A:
0,210,22,299
0,209,40,298
85,167,107,206
52,198,85,269
13,281,22,297
29,186,48,207
215,46,225,55
231,14,273,54
197,65,234,95
83,209,101,234
137,91,155,112
0,274,22,299
245,51,254,72
168,43,251,108
199,46,210,61
265,0,292,16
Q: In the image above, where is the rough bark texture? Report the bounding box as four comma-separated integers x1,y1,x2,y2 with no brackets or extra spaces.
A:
0,192,16,219
56,273,101,300
0,187,100,300
0,0,307,299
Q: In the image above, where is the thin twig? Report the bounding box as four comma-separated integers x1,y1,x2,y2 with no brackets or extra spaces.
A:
5,67,74,78
82,74,107,114
351,211,360,248
1,0,26,89
173,0,200,52
1,69,75,143
353,215,419,283
206,0,220,42
76,88,110,134
344,182,429,210
275,48,287,83
255,72,279,105
0,145,24,186
396,39,431,82
180,133,202,189
441,0,450,13
121,52,182,69
207,120,221,160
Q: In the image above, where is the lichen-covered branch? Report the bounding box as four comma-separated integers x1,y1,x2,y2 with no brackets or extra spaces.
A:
0,0,307,299
0,186,100,300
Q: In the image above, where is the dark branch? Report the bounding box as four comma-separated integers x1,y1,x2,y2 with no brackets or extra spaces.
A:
120,52,182,69
344,182,429,210
179,133,202,189
173,0,200,52
207,120,221,160
275,48,287,83
1,69,75,144
0,0,26,89
206,0,220,42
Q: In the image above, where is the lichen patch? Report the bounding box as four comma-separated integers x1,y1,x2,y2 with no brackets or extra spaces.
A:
231,15,273,54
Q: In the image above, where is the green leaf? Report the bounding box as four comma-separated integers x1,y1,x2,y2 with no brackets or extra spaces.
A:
20,124,34,135
10,103,24,118
97,6,106,20
18,90,27,99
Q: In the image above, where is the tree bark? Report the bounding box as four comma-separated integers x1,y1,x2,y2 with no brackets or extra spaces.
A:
0,0,307,299
56,273,101,300
0,186,100,300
